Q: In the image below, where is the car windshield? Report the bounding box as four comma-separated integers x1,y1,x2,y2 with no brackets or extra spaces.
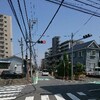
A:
43,69,48,72
2,71,14,74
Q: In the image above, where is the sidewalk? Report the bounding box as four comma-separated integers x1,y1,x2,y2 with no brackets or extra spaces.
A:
54,76,100,84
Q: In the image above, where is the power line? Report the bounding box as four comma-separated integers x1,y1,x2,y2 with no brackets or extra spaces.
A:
7,0,26,42
8,0,31,58
73,15,93,36
17,0,28,35
74,0,100,9
23,0,29,28
46,0,100,17
32,0,64,46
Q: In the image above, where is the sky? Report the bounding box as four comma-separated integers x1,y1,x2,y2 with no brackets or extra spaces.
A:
0,0,100,66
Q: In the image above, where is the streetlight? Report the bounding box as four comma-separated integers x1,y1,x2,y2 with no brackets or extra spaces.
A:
71,33,92,80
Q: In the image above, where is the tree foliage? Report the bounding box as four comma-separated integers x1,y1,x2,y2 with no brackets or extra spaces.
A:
57,52,71,78
74,62,84,76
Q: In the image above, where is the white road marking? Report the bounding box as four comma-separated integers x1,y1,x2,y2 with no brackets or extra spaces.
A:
54,94,66,100
0,88,22,91
67,93,80,100
41,95,50,100
0,90,21,94
0,85,25,100
25,96,34,100
77,92,86,95
0,93,18,97
0,96,16,100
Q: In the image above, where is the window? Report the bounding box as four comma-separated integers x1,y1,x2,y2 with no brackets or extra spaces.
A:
6,43,8,45
0,15,3,18
73,52,76,57
5,34,7,36
90,50,96,56
4,21,7,23
0,24,3,27
0,28,3,31
78,51,83,57
5,30,7,32
4,16,6,19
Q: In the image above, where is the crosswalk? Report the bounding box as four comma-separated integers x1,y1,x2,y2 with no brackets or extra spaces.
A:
24,92,96,100
0,85,96,100
0,85,26,100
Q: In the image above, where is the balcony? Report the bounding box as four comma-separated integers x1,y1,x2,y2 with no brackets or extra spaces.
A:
0,19,3,22
90,55,96,59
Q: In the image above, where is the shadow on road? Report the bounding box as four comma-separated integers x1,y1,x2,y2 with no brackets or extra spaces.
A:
40,83,100,99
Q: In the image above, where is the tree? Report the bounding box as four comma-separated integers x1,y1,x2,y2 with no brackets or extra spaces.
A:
74,62,84,79
57,52,71,79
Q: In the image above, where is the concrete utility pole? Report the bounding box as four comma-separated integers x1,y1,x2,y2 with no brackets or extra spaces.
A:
28,19,37,78
18,38,24,73
71,33,74,80
25,29,29,80
29,19,32,78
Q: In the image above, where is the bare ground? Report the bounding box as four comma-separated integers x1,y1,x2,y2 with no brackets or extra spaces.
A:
0,78,32,86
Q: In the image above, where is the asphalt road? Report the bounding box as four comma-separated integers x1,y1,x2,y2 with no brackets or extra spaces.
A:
0,73,100,100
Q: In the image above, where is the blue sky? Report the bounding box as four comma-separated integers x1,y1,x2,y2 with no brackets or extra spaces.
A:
0,0,100,66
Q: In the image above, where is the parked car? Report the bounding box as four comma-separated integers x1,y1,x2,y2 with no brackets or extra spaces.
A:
42,69,49,76
0,70,24,79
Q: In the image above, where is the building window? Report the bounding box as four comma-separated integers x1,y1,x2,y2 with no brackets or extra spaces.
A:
5,34,7,36
0,28,3,31
90,50,96,56
4,16,6,19
73,52,76,57
78,51,83,57
4,21,7,23
6,43,8,45
5,30,7,32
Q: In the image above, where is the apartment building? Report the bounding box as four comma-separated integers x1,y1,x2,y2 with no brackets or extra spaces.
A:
52,36,60,55
0,14,12,58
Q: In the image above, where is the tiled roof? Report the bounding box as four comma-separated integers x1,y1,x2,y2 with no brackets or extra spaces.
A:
68,40,94,52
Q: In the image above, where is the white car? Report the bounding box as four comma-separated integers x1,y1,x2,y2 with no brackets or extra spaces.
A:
42,69,49,76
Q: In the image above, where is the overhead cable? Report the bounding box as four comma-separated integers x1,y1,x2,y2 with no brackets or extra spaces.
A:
86,0,100,6
7,0,26,42
46,0,100,17
74,0,100,9
17,0,28,35
32,0,64,46
23,0,29,28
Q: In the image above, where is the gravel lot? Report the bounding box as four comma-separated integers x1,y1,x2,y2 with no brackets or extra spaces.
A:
0,78,31,86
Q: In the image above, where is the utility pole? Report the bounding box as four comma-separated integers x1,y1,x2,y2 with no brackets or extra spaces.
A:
71,33,74,80
28,19,37,79
25,35,29,81
18,38,24,73
29,19,32,78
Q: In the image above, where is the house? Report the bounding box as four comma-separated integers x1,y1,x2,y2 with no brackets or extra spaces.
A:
0,59,11,75
68,40,100,73
0,56,24,75
6,55,24,74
